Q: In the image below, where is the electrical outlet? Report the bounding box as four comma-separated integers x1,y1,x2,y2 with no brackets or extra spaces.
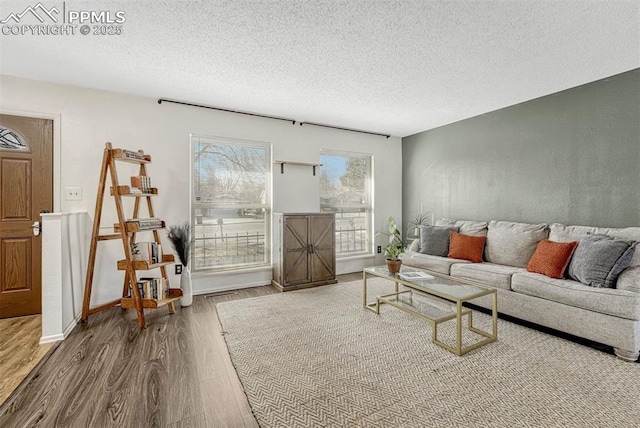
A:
377,246,382,254
65,187,82,201
175,264,183,275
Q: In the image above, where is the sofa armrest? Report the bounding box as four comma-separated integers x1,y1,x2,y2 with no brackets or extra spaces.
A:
408,238,420,253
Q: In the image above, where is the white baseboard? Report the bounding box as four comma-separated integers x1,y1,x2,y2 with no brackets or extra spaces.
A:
39,333,65,344
194,280,271,296
40,314,81,344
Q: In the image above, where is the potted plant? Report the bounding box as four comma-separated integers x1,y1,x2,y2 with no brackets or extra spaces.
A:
407,211,433,239
167,222,192,307
380,216,405,274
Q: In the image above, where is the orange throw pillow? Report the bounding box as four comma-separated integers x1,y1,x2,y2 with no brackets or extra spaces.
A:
527,239,578,279
448,231,486,263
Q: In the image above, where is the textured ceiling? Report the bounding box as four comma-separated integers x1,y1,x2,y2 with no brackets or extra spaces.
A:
0,0,639,137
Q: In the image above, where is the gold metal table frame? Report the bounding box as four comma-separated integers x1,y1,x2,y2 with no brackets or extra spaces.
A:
363,266,498,356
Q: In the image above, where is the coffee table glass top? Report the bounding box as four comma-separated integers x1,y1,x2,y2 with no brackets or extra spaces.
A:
365,265,492,301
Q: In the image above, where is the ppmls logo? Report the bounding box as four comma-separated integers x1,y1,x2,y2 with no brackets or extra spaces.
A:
0,3,59,24
1,2,126,36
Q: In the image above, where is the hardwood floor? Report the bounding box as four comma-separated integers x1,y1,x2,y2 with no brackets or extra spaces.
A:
0,275,358,427
0,315,55,405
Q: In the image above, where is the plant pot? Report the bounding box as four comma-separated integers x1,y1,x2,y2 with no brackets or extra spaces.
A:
386,259,402,274
180,266,193,307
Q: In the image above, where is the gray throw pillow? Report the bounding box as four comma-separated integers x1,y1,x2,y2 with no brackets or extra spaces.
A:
567,234,637,288
419,226,459,257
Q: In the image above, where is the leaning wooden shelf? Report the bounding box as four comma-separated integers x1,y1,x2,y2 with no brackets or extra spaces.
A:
82,142,178,329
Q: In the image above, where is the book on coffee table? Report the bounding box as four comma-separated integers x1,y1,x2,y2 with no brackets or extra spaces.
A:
398,271,435,281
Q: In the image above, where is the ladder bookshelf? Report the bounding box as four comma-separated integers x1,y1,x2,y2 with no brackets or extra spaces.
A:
81,142,182,328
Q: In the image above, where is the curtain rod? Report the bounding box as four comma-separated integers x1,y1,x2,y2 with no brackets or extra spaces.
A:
299,122,390,139
157,98,391,138
157,98,296,124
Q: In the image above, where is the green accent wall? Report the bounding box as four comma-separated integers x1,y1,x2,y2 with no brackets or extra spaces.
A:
402,69,640,231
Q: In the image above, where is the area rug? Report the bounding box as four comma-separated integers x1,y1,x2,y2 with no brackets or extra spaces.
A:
217,279,640,427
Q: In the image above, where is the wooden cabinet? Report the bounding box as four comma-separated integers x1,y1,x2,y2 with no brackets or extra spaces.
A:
272,213,337,291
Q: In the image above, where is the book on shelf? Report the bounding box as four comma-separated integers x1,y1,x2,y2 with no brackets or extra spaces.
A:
126,218,163,229
130,277,169,300
398,271,435,281
121,149,146,160
131,176,151,193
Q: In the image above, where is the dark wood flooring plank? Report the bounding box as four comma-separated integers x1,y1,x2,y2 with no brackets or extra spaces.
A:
1,312,118,426
166,305,202,425
168,413,208,428
0,276,358,427
86,318,144,427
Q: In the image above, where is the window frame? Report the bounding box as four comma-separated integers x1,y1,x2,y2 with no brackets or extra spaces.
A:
190,134,272,273
319,149,374,259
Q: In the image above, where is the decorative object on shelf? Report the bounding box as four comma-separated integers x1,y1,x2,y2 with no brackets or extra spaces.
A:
377,216,405,273
167,222,193,307
131,242,143,261
407,211,433,239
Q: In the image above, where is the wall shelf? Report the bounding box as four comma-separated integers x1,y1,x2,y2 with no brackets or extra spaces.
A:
273,160,322,176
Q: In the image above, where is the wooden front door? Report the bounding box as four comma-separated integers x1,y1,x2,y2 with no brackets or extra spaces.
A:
0,114,53,318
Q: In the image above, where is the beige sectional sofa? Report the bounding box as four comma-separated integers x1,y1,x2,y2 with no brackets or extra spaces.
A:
400,219,640,362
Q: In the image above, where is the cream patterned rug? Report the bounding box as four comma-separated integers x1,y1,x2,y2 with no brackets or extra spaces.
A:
217,279,640,427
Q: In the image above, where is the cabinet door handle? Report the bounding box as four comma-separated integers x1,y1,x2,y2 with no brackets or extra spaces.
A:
308,244,314,254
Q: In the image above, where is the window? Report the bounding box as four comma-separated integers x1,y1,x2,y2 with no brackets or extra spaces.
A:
0,126,28,151
320,151,373,257
191,135,271,271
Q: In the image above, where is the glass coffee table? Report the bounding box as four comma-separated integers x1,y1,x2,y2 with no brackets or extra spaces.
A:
363,265,498,356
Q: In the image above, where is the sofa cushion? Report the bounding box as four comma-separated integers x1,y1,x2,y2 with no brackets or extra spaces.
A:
550,223,640,268
548,223,606,242
607,227,640,268
567,234,636,288
399,251,470,275
527,240,578,279
485,221,549,268
450,263,523,291
435,219,488,236
419,226,459,257
511,272,640,320
448,231,486,263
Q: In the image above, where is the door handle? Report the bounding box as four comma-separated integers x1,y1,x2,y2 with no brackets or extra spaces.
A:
31,221,41,236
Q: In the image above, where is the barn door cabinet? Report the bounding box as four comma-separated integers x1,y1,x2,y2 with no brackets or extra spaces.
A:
272,213,337,291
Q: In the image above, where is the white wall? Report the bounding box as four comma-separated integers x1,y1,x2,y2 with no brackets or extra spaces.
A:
1,74,402,307
40,211,90,343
